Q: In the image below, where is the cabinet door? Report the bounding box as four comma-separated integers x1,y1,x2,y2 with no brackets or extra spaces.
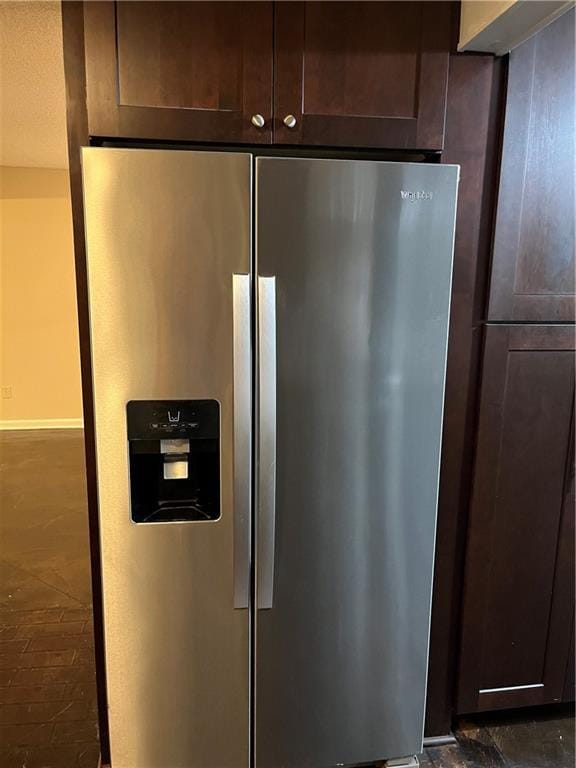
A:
488,11,575,321
457,325,575,713
83,1,273,143
273,2,451,149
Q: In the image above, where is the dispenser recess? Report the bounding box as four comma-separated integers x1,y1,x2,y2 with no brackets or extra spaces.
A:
127,400,220,523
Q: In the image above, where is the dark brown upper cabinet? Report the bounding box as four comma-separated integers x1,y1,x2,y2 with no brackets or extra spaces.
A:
83,1,274,143
457,325,575,714
273,2,451,149
80,1,451,150
488,10,575,322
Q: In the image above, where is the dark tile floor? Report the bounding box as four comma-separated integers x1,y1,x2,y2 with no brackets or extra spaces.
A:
0,429,99,768
422,705,575,767
0,429,573,768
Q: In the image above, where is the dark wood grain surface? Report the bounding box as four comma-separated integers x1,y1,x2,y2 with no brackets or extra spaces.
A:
117,2,244,111
61,3,110,763
553,407,575,706
273,1,451,149
76,0,451,149
84,1,274,143
488,9,575,321
425,51,506,736
564,622,575,702
302,2,421,118
457,325,575,713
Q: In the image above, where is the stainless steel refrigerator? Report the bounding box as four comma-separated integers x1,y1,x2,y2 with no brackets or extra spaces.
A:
81,148,458,768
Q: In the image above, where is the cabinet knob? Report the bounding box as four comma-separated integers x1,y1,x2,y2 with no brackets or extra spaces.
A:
283,114,297,129
251,114,266,129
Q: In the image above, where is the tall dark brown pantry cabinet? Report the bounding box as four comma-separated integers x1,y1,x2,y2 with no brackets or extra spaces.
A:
456,10,575,714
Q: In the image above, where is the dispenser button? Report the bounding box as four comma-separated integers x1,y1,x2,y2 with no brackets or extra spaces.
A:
163,458,189,480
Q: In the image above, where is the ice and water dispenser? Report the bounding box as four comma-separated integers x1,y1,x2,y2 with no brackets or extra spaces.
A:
127,400,220,523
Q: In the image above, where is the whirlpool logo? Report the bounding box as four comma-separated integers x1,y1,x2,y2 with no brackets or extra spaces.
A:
400,190,433,201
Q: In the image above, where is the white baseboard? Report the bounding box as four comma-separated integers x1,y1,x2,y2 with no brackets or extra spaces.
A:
0,418,84,431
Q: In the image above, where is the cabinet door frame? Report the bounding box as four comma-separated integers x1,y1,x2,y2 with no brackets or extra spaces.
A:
457,324,575,713
273,1,451,150
83,1,273,143
488,12,575,321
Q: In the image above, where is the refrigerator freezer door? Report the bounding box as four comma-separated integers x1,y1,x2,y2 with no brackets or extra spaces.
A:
82,148,251,768
255,158,458,768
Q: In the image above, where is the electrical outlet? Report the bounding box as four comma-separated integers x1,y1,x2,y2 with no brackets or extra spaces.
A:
1,386,12,399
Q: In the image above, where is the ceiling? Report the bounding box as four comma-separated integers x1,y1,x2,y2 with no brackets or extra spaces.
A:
0,1,68,169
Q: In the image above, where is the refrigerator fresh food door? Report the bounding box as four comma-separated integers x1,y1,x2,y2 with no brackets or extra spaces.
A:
255,157,458,768
82,148,252,768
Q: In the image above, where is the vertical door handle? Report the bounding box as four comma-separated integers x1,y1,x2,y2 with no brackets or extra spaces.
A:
257,276,277,609
232,274,251,609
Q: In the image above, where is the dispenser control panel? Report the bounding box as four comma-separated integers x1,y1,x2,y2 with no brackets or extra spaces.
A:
127,400,219,440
